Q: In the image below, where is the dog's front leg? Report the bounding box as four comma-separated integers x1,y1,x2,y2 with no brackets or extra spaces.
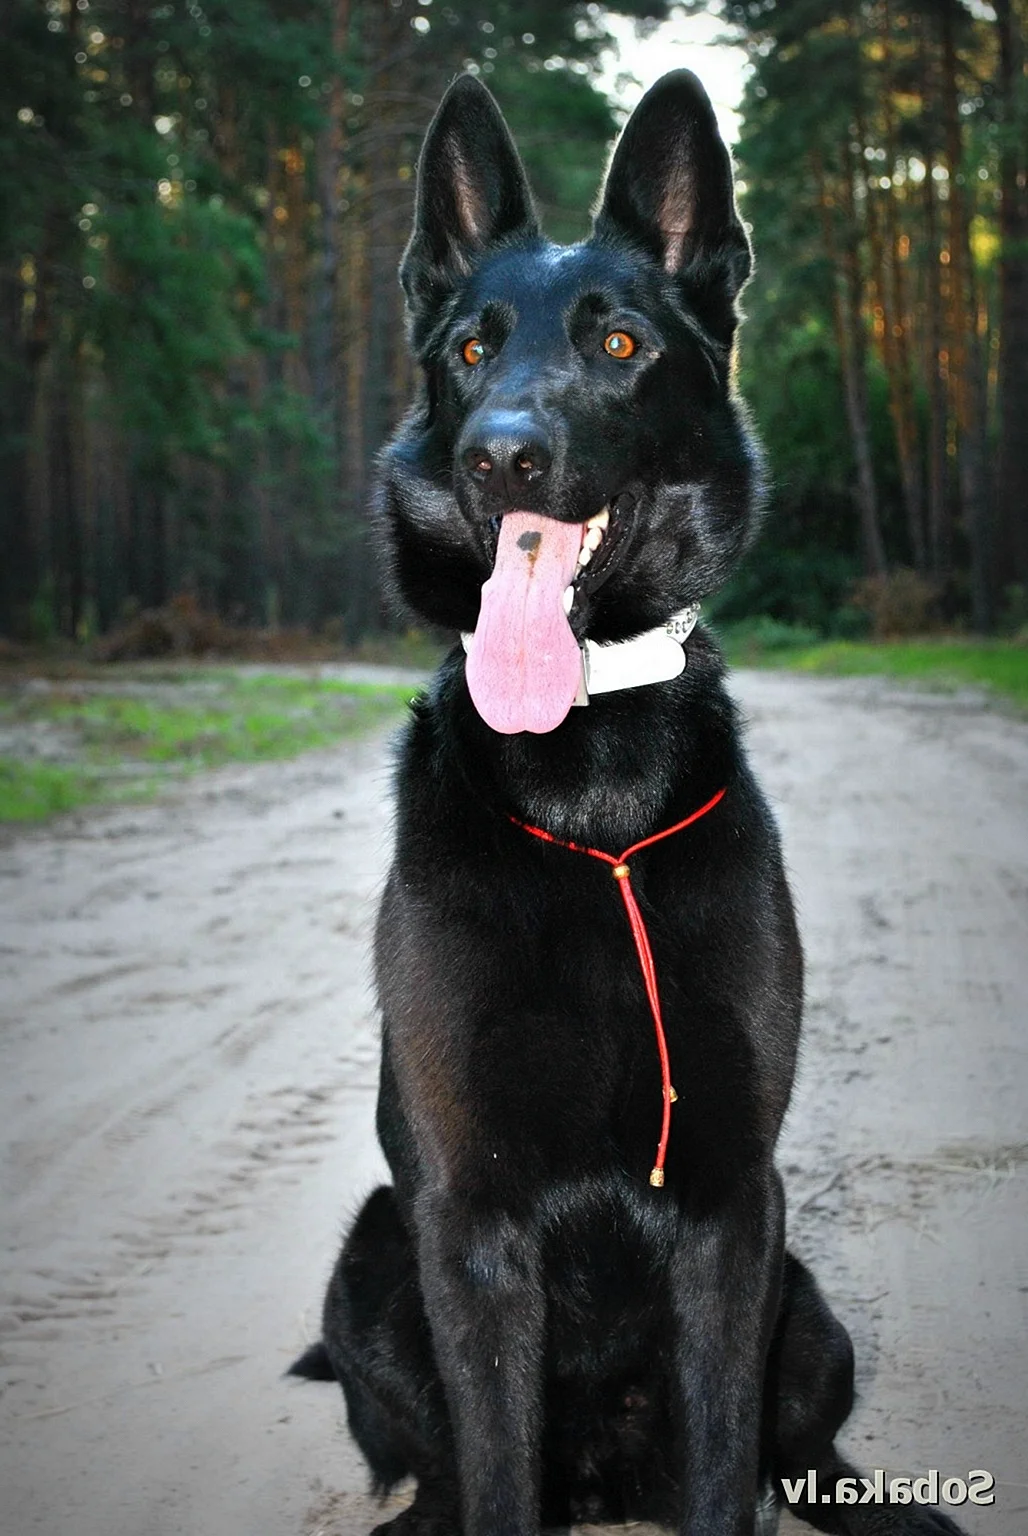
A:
417,1197,544,1536
671,1164,785,1536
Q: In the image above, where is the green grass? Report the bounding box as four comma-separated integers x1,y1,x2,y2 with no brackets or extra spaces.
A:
0,671,420,823
48,678,414,765
7,641,1022,825
0,760,98,822
721,634,1028,711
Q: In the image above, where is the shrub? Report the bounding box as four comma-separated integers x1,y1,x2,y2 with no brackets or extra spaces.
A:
717,615,822,659
848,569,940,639
997,584,1028,639
93,593,245,661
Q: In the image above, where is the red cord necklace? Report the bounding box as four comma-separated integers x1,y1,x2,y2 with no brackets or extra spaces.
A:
510,786,727,1189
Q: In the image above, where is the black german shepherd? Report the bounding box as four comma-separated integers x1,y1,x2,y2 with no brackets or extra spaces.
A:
291,72,963,1536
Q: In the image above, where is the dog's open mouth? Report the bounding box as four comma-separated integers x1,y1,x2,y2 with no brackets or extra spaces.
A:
564,506,611,618
465,506,620,735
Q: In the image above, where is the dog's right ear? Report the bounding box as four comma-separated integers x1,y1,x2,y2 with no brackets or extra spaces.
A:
400,75,539,315
593,72,751,344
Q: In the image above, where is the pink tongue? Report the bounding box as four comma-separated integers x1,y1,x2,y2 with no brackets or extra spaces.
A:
466,511,586,734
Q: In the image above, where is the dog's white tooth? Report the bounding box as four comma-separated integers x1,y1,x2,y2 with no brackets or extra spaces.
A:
562,586,574,614
587,507,610,530
577,544,592,567
584,526,603,551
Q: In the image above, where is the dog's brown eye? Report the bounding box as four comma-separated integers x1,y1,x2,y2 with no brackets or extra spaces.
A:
603,331,636,360
462,338,485,366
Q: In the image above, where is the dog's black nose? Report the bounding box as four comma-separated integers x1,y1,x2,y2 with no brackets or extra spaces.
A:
460,411,552,504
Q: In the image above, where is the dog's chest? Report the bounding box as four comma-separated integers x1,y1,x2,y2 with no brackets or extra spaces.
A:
379,851,698,1190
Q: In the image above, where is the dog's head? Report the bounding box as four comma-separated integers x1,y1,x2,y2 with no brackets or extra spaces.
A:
378,71,763,733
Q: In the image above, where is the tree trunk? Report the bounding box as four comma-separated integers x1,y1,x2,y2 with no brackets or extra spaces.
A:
994,0,1028,595
312,0,350,440
917,17,951,581
352,4,414,636
939,0,991,627
876,0,925,569
0,263,39,635
814,149,888,576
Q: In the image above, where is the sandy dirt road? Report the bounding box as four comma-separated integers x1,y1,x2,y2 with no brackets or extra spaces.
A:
1,669,1025,1536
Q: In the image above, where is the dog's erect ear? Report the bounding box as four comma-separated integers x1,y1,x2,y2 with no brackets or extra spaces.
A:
401,75,539,313
593,71,751,341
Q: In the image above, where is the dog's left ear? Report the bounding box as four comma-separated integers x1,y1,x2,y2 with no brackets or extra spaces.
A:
401,75,539,317
594,71,751,342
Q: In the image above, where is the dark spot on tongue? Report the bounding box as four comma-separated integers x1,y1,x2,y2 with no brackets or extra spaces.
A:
517,531,541,553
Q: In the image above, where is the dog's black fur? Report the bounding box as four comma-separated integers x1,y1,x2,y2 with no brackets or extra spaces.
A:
291,73,964,1536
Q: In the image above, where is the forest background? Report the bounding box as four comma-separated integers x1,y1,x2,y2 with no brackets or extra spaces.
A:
2,0,1026,650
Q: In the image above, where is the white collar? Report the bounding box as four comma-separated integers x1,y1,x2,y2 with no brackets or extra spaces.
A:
460,604,700,705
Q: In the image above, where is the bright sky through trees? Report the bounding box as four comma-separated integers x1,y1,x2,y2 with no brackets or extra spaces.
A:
598,7,750,141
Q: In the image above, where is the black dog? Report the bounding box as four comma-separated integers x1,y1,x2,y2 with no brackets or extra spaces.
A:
292,72,964,1536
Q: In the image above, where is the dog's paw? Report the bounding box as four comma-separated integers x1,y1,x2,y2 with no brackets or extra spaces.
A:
371,1498,459,1536
836,1505,969,1536
891,1511,967,1536
753,1479,780,1536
